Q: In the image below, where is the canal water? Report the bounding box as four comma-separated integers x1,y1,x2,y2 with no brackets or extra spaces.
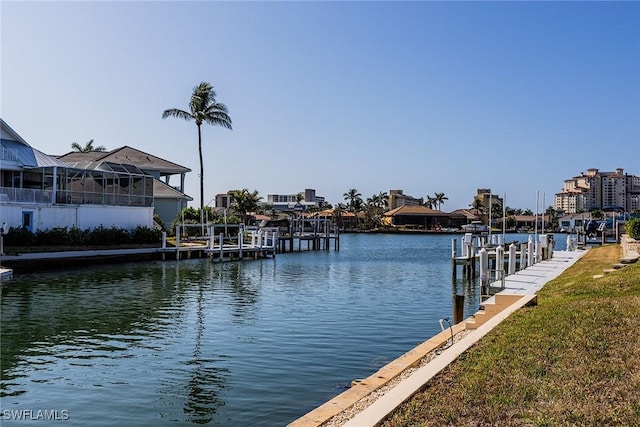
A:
1,233,560,426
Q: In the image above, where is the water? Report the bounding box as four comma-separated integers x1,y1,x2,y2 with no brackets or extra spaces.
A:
1,233,560,426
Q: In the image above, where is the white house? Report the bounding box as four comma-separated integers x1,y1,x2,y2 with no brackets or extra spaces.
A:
0,118,154,232
57,145,192,228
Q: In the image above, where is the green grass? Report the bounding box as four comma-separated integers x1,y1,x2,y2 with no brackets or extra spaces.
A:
381,245,640,426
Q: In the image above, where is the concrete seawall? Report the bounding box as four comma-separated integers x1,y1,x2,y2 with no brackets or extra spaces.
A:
290,249,587,427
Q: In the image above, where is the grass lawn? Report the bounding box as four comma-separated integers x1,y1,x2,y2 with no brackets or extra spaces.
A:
382,245,640,426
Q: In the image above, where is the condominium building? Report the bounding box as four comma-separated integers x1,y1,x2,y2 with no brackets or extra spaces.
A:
388,189,423,210
474,188,503,211
554,168,640,213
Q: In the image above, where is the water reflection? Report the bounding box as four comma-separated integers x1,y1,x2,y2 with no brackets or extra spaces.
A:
1,234,555,426
183,283,227,424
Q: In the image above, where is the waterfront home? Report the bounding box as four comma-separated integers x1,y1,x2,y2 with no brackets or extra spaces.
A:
57,146,192,228
0,118,154,232
382,205,465,230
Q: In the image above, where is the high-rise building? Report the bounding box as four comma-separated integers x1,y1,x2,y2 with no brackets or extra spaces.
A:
554,168,640,213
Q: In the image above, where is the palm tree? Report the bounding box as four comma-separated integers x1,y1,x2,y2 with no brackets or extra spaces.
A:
367,191,388,211
343,189,362,212
163,82,232,226
424,195,436,209
342,189,363,229
471,197,484,212
228,189,262,225
434,192,448,210
71,139,106,152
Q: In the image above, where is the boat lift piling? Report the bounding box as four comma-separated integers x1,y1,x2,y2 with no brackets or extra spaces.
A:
451,232,556,298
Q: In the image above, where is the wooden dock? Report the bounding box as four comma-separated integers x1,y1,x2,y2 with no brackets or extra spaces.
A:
160,220,339,262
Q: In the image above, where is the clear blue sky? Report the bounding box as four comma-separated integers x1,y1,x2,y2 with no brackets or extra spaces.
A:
2,1,639,211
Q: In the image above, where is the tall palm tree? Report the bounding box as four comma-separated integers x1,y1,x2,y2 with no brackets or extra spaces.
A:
163,82,232,226
71,139,106,152
434,192,448,210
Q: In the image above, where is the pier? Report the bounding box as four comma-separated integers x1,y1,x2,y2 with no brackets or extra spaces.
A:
159,219,339,261
451,232,558,297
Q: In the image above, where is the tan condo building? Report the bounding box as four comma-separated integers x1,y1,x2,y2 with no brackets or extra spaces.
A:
554,168,640,213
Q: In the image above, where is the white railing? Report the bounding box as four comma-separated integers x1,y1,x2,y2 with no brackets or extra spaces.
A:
0,187,52,204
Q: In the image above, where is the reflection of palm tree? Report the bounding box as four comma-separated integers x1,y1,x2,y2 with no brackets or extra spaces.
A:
184,282,228,423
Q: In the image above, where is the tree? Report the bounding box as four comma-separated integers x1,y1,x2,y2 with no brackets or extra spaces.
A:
71,139,106,152
434,192,448,210
471,197,484,212
162,82,232,226
424,196,436,209
332,203,347,229
228,189,262,225
343,188,362,211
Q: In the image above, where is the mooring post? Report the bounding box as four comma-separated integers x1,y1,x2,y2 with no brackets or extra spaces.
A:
479,248,488,296
453,294,465,324
527,235,534,267
175,226,181,260
508,243,517,275
496,245,504,288
219,233,224,260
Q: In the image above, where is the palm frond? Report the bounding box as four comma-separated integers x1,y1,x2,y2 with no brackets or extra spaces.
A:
162,108,193,121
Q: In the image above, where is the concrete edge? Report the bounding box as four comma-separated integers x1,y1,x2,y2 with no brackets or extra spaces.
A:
342,293,538,427
288,323,467,427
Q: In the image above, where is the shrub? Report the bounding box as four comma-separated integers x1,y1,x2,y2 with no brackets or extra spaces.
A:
131,225,162,243
627,218,640,240
3,225,160,247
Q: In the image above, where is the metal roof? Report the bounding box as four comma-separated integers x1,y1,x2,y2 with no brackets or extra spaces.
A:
1,139,70,168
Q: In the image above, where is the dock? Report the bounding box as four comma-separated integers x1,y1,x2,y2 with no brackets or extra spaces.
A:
451,232,560,296
158,220,339,261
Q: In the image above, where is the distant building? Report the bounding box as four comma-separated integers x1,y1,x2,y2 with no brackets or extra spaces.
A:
387,189,423,210
264,188,325,212
215,188,326,212
474,188,503,211
215,193,235,209
554,168,640,213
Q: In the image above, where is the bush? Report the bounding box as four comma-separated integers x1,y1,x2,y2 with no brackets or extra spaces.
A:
627,218,640,240
2,225,160,247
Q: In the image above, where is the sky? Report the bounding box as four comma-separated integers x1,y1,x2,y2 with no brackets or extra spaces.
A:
2,1,639,212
